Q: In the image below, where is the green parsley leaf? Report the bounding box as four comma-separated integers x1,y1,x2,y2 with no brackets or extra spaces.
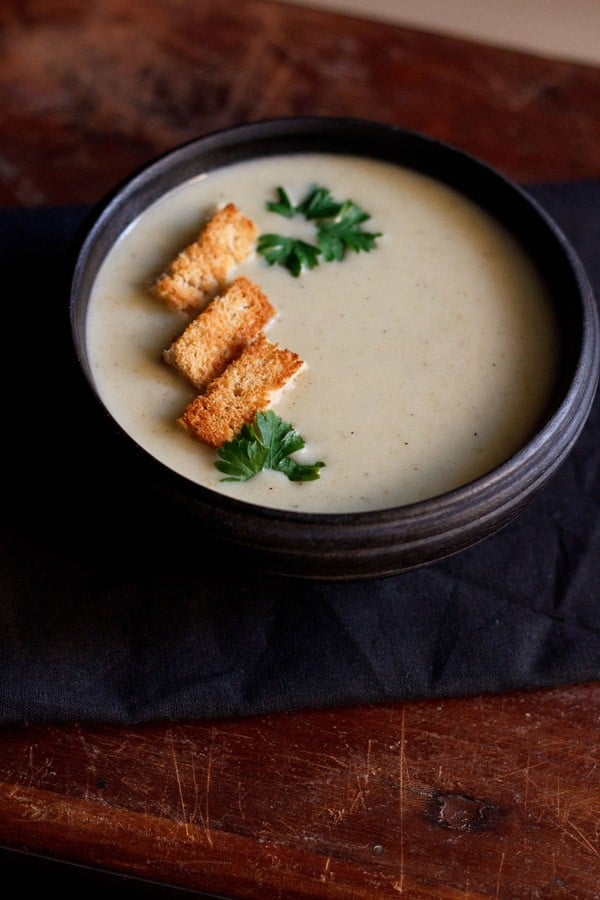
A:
266,186,295,218
214,423,268,482
257,233,321,277
215,410,325,483
260,184,381,274
317,200,382,261
295,186,343,220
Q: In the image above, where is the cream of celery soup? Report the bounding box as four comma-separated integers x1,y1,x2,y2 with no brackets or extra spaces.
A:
86,153,561,513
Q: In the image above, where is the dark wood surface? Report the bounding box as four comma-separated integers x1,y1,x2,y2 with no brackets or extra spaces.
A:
2,1,600,897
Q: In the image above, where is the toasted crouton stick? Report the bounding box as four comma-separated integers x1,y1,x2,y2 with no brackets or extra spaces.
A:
178,334,305,447
163,276,276,391
154,203,259,313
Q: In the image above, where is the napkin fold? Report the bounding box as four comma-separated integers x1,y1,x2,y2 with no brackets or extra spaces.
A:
1,181,599,724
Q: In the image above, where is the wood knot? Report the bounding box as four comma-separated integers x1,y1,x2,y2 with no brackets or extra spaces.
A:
427,791,501,832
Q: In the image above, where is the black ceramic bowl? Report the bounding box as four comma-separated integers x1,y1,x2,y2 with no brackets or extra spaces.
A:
70,117,599,581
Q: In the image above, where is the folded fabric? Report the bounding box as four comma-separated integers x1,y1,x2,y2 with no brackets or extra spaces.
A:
1,182,599,724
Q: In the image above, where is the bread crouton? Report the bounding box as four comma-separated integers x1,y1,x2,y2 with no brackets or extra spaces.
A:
154,203,259,312
162,276,276,391
178,334,305,447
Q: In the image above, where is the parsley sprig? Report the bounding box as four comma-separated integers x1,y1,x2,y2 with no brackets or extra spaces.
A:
317,200,380,261
256,234,321,278
296,186,343,220
215,410,325,483
258,185,381,276
265,186,296,218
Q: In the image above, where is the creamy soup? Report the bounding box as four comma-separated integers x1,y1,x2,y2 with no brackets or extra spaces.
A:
86,153,561,513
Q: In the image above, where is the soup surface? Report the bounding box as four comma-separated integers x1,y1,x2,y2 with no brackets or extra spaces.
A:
86,153,561,513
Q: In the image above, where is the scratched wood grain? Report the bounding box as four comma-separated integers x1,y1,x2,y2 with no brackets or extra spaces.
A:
0,0,599,209
1,1,600,897
1,687,599,897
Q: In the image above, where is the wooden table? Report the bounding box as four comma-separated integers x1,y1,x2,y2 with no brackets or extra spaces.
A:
1,1,599,896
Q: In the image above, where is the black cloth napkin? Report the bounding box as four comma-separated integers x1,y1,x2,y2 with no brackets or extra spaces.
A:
1,182,599,725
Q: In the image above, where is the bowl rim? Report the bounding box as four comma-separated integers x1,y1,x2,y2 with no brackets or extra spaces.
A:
70,115,600,532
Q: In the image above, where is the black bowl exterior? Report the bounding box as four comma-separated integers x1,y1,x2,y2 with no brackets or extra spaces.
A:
70,117,599,581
